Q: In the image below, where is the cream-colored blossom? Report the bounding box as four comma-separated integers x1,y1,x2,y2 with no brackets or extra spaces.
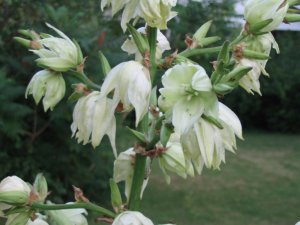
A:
112,211,154,225
159,63,218,134
71,91,117,156
101,0,177,31
113,148,149,199
101,61,151,127
25,70,65,111
31,23,83,72
244,0,288,32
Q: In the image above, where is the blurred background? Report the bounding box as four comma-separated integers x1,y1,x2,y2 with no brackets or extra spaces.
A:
0,0,299,224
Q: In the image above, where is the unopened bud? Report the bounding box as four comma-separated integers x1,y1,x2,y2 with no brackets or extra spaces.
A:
109,179,123,213
14,37,31,48
127,24,150,56
98,51,111,76
18,29,40,40
5,212,31,225
285,13,300,22
33,174,48,203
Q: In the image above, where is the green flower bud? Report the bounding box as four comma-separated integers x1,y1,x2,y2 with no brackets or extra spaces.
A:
25,70,65,112
5,212,31,225
33,174,48,203
0,176,30,206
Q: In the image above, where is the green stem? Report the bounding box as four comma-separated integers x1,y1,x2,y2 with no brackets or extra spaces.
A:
67,70,101,90
148,27,157,82
179,46,222,58
179,32,248,59
31,202,115,218
127,154,147,210
127,27,158,211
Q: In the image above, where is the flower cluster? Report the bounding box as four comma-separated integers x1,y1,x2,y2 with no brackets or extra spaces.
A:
0,175,88,225
101,0,177,31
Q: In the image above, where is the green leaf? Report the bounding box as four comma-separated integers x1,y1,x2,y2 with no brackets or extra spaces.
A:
109,179,122,212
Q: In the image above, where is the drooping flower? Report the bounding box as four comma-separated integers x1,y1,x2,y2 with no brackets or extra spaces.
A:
158,133,188,184
113,148,149,199
236,33,279,95
71,91,117,156
25,70,66,111
47,202,88,225
181,102,243,170
0,176,31,206
158,63,218,134
101,61,151,127
31,23,83,72
101,0,177,31
122,27,171,61
112,211,154,225
244,0,288,32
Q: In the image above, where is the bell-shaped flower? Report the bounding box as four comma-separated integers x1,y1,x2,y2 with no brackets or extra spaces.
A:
71,91,117,156
101,61,151,127
159,63,218,134
27,218,49,225
122,27,171,61
236,33,279,95
113,148,149,200
47,202,88,225
101,0,177,31
0,176,31,206
244,0,288,32
158,134,187,184
181,102,243,170
31,23,83,72
112,211,154,225
25,70,65,111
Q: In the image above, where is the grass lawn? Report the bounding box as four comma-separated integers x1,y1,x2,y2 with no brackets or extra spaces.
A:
139,132,300,225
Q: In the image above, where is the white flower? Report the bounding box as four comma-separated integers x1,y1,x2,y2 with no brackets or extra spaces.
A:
159,63,218,134
113,148,149,200
244,0,288,32
112,211,154,225
0,176,31,206
295,221,300,225
31,23,83,72
101,61,151,127
158,134,187,184
71,91,117,156
25,70,65,111
122,27,171,61
101,0,177,31
47,202,88,225
181,102,243,170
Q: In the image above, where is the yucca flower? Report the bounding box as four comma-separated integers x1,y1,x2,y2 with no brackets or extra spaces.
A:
25,70,65,111
112,211,154,225
181,102,243,170
244,0,288,32
101,61,151,127
101,0,177,31
158,63,218,134
0,176,31,206
71,92,117,156
31,23,83,72
113,148,149,199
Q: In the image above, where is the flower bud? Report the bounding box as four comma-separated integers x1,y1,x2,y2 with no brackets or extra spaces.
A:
112,211,154,225
31,23,83,72
33,174,48,203
244,0,288,32
25,70,65,112
101,61,152,127
285,13,300,22
0,176,31,206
